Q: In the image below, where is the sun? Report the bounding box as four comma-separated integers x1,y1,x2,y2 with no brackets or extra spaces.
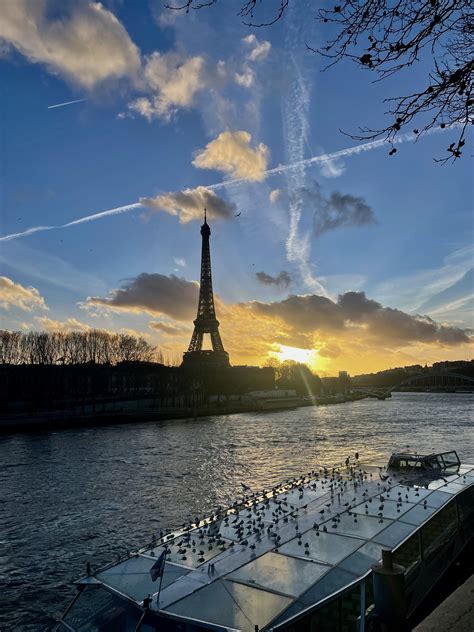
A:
270,344,320,370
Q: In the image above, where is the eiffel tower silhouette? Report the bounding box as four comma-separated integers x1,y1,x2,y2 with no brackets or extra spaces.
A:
181,210,230,369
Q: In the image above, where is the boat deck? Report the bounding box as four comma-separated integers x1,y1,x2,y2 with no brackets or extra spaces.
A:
80,459,474,631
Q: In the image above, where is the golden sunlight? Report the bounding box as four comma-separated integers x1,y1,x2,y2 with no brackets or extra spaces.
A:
271,344,321,370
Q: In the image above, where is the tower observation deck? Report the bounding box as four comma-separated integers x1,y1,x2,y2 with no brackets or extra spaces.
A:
181,211,230,369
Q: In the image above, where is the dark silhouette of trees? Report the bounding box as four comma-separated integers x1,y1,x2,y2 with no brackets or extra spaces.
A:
265,359,323,395
168,0,473,161
0,330,159,365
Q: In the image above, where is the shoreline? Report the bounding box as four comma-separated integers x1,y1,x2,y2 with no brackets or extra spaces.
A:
0,392,375,433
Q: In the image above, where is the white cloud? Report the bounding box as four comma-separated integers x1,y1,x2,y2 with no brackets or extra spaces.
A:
0,1,140,89
128,51,206,120
0,276,48,311
235,68,255,88
193,130,270,181
140,186,235,223
242,34,271,62
320,157,346,178
35,316,91,332
174,257,187,267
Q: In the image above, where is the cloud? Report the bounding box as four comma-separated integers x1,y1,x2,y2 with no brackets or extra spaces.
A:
234,69,255,88
174,257,186,268
35,316,91,332
127,52,206,120
269,189,281,203
288,182,376,237
251,291,471,346
140,186,235,224
0,276,48,311
150,320,190,335
0,1,140,89
84,273,199,321
256,271,292,288
193,130,270,181
242,34,271,62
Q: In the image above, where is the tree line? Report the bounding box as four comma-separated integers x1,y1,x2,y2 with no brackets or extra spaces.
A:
0,330,161,366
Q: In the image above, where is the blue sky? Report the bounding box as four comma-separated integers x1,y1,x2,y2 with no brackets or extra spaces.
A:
0,0,472,374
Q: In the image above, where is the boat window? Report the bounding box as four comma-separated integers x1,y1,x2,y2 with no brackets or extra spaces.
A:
421,502,458,555
457,485,474,523
439,452,460,467
307,596,341,632
424,457,441,469
137,611,207,632
341,584,361,632
393,532,421,576
63,586,142,631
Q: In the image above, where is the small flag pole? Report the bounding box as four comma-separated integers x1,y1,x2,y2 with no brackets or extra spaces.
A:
154,547,168,608
156,568,165,608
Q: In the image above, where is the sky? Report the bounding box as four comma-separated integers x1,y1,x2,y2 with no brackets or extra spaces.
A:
0,0,472,376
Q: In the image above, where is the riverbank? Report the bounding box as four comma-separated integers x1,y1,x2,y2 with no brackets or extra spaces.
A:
0,390,383,433
6,389,470,434
0,397,306,433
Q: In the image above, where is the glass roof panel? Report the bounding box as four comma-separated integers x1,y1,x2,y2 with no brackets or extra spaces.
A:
64,586,142,631
372,521,414,548
278,530,364,566
385,485,432,503
338,541,383,575
228,551,328,597
97,557,189,601
437,482,469,494
352,499,414,520
424,489,452,508
144,533,232,568
165,578,292,631
331,512,391,540
399,504,438,526
298,567,359,607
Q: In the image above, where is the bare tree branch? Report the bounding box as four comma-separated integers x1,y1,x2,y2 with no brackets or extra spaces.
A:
166,0,473,161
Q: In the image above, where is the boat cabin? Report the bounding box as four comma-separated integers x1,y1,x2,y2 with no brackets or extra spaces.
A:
387,451,460,472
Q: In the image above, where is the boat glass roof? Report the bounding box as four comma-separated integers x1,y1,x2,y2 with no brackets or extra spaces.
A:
82,461,474,632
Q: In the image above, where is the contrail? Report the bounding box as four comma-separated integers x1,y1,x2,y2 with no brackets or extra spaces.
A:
48,98,86,109
0,127,451,243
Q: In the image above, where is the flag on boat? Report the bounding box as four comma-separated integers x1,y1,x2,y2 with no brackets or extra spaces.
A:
149,549,167,581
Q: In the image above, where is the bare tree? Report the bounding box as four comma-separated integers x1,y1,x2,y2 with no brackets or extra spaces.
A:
167,0,473,161
0,330,161,365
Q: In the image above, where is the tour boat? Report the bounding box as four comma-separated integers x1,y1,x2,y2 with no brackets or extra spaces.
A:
53,451,473,632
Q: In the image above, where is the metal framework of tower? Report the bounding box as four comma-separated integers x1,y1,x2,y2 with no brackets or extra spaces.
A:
181,211,230,369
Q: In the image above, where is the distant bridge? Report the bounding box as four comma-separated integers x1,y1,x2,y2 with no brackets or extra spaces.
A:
352,371,474,398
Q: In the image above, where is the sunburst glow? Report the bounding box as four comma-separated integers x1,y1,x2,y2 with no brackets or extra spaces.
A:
271,344,320,369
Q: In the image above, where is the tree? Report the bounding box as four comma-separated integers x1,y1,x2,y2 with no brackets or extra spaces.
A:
168,0,473,161
0,330,160,365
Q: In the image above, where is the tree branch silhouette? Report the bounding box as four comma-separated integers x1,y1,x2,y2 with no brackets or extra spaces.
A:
166,0,473,161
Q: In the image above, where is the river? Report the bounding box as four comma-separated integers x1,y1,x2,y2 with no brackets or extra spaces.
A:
1,392,473,630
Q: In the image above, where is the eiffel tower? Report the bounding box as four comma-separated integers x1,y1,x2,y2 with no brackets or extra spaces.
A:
181,210,230,369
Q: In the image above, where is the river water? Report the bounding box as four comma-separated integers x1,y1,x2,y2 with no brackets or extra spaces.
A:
1,392,473,631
